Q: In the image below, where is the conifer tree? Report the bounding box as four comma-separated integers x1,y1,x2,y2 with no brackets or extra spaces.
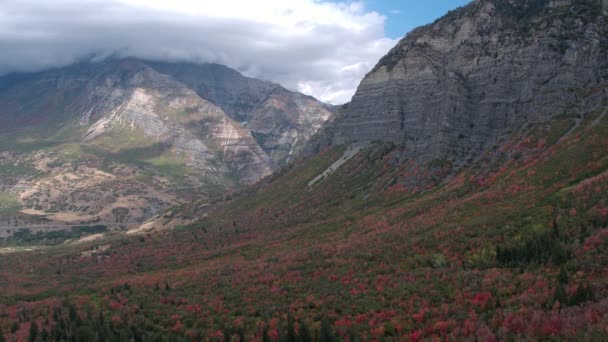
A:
287,314,296,342
320,319,335,342
298,321,312,342
28,321,38,342
559,266,569,284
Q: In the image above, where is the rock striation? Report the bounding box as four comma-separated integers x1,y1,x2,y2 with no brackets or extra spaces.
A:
311,0,608,167
0,59,333,226
148,62,335,164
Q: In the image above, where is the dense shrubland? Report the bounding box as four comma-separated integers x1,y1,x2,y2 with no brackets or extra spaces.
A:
1,109,608,340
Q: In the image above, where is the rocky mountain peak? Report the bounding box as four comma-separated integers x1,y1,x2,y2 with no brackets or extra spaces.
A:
0,58,333,227
311,0,607,168
148,61,336,163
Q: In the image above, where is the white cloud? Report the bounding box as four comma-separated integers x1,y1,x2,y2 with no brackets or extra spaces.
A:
0,0,397,104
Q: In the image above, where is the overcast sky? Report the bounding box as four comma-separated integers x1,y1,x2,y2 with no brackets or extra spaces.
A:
0,0,470,104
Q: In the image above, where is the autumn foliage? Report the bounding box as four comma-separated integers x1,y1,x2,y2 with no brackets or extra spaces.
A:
1,113,608,340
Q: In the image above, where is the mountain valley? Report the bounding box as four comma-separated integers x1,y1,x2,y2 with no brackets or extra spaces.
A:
1,0,608,341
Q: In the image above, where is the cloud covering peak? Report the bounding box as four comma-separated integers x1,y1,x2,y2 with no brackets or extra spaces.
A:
0,0,398,104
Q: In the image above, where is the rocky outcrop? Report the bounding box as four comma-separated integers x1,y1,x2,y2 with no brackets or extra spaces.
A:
247,88,334,162
312,0,608,167
0,59,283,226
80,61,274,184
148,62,277,122
148,62,335,164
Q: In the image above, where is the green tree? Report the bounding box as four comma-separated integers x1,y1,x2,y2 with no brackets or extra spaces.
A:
40,329,49,342
28,320,39,342
75,326,95,342
287,314,296,342
559,266,569,284
320,319,335,342
569,285,594,306
262,325,270,342
554,283,568,306
298,321,312,342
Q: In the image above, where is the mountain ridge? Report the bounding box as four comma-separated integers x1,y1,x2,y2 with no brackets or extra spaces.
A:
306,0,607,174
0,58,333,228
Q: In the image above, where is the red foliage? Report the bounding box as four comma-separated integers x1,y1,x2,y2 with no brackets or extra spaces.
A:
470,292,492,307
409,329,423,342
210,330,224,340
111,315,122,325
268,328,279,341
171,320,184,332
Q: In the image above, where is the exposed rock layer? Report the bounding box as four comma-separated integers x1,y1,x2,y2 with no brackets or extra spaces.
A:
148,62,335,164
0,59,332,227
310,0,608,167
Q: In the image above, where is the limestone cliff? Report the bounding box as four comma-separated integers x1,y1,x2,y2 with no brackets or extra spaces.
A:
0,59,283,227
310,0,608,168
148,62,335,164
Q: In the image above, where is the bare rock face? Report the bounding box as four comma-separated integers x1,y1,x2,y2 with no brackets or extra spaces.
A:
148,62,335,164
80,61,274,184
0,59,286,227
313,0,608,167
247,87,334,162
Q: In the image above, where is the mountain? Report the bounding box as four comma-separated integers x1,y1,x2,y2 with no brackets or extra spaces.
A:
2,0,608,341
147,62,335,163
308,0,607,170
0,59,332,228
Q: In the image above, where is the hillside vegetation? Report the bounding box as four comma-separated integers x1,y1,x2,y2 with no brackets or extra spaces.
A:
0,97,607,341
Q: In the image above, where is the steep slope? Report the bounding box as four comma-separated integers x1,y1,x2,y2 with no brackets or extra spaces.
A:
149,62,335,164
0,59,273,228
1,89,607,340
310,0,608,169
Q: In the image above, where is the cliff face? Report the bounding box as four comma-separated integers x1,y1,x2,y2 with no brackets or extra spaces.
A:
315,0,608,166
0,59,328,226
1,59,274,184
247,88,334,162
82,61,275,184
148,62,335,164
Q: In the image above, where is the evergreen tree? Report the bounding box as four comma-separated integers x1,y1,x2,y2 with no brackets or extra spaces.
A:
569,284,594,306
559,266,569,284
75,325,95,342
262,325,270,342
0,330,6,342
554,283,568,306
320,319,335,342
552,218,560,239
28,320,39,342
348,328,358,342
223,328,231,342
69,304,78,323
287,314,296,342
40,329,49,342
298,321,312,342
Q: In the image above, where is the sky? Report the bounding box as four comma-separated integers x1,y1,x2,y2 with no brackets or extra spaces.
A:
363,0,471,39
0,0,471,104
